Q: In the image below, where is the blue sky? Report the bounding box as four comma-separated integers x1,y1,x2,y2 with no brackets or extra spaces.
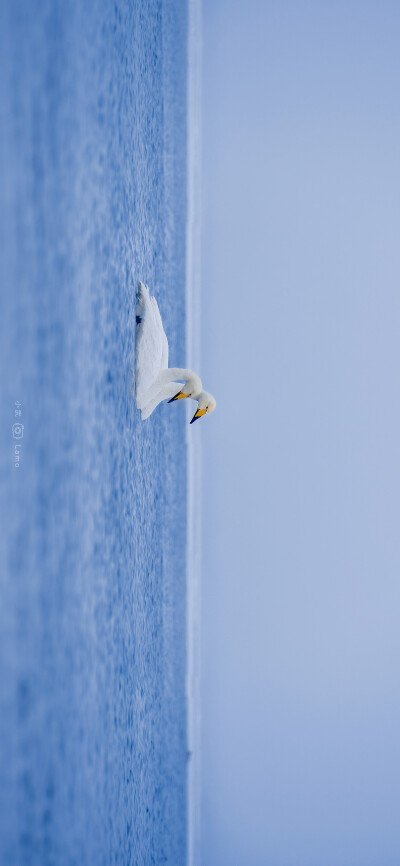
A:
200,2,400,863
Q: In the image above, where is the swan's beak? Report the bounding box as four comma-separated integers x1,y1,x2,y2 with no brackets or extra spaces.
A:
168,390,188,403
190,408,207,424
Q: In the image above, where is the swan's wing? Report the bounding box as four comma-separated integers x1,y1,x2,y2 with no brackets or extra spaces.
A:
150,296,169,370
135,284,168,405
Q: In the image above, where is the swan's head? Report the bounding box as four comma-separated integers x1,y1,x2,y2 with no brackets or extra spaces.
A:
168,372,202,403
190,391,217,424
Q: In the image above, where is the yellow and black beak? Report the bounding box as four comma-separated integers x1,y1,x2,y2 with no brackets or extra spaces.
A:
168,390,188,403
190,408,207,424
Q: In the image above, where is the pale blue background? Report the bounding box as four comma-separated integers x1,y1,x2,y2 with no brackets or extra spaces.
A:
200,2,400,864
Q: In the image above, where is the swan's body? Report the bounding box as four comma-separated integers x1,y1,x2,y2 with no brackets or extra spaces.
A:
135,282,216,422
135,282,169,407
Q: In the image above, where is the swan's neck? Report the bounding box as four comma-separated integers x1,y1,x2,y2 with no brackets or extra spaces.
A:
137,368,196,411
158,368,197,386
141,381,184,420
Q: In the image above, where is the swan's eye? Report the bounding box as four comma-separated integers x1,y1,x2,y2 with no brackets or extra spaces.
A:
206,406,209,411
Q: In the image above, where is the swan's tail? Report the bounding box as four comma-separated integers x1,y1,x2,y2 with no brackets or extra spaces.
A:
136,281,149,324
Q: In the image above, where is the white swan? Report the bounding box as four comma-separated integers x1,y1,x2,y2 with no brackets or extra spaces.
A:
135,282,216,422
